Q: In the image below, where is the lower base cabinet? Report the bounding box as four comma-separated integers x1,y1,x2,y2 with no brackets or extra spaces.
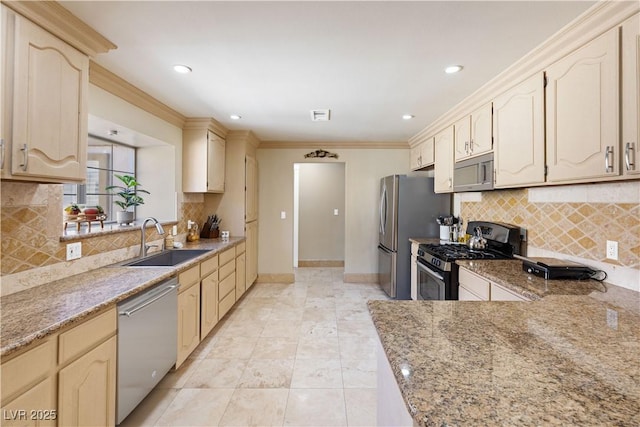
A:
1,377,56,427
458,267,531,301
57,337,116,427
376,337,416,427
177,278,201,368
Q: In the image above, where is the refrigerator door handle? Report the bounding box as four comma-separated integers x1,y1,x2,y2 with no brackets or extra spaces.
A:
379,184,387,234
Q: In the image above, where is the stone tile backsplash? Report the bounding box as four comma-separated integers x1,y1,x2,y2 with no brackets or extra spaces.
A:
460,181,640,269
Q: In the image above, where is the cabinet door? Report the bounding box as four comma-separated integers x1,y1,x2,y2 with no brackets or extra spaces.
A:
58,336,116,427
470,103,493,156
434,126,454,193
11,13,88,182
1,6,12,179
207,131,225,192
490,283,529,301
200,271,218,340
410,145,422,170
245,154,258,222
546,28,620,182
421,137,435,166
454,116,471,162
245,220,258,288
458,286,484,301
494,73,545,187
1,377,56,427
622,13,640,177
236,252,246,299
177,283,200,368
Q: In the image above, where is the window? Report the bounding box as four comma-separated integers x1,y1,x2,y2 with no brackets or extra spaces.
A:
63,136,136,222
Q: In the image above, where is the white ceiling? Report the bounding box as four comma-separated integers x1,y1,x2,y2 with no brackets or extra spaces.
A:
61,1,596,144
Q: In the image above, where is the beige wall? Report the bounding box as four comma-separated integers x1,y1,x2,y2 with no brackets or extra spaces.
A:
298,163,345,262
257,147,408,277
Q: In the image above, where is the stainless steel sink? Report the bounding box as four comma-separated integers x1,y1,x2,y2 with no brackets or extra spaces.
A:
120,249,211,267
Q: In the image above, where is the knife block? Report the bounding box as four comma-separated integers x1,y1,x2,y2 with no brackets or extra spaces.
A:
201,227,219,239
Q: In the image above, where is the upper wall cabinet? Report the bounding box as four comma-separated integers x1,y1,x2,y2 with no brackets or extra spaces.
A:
410,137,434,171
545,27,620,183
622,13,640,177
434,126,454,193
2,7,88,183
183,121,226,193
454,103,492,162
493,73,545,188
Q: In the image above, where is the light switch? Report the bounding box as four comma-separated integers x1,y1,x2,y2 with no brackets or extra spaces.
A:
334,209,339,216
280,211,286,219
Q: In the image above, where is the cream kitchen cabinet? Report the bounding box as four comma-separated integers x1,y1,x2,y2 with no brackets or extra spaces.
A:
57,337,117,427
236,242,247,299
200,254,219,340
454,103,492,162
493,73,545,188
218,247,237,320
1,340,56,427
183,120,226,193
458,266,531,302
546,27,620,183
410,138,434,171
622,13,640,177
214,131,259,289
245,220,258,289
434,125,454,193
1,6,88,183
177,265,201,368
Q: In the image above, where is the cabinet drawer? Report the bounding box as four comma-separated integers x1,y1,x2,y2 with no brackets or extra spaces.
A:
235,242,246,255
201,254,218,276
179,265,200,291
491,283,530,301
458,268,490,300
219,247,235,266
59,308,116,366
219,288,235,319
1,340,55,403
219,272,236,300
219,259,235,281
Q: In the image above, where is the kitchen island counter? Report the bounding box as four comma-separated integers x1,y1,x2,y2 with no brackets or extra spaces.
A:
369,286,640,426
0,237,244,358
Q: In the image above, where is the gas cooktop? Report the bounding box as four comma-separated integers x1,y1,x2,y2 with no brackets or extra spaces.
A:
420,243,511,262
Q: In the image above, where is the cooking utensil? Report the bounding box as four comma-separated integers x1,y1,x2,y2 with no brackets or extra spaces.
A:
468,226,487,250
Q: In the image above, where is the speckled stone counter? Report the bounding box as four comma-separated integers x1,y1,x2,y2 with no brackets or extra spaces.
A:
369,288,640,426
456,259,610,300
0,237,244,358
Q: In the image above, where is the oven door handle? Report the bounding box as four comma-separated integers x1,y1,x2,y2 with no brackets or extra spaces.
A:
417,259,444,281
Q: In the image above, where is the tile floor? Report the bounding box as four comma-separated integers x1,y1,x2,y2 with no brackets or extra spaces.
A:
120,267,390,426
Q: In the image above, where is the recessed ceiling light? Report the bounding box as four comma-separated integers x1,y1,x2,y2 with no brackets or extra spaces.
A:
173,64,192,74
445,65,463,74
402,114,414,120
230,114,242,120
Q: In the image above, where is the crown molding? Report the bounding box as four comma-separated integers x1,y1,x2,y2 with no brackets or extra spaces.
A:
409,0,640,144
183,118,228,138
90,61,186,129
259,140,409,149
2,0,116,57
227,130,261,148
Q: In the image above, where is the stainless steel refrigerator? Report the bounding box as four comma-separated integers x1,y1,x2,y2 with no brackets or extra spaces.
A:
378,175,451,299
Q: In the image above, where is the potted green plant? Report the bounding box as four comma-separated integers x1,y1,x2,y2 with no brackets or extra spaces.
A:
106,174,149,225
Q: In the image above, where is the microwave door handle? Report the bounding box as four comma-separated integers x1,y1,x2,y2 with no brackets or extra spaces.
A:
481,163,487,183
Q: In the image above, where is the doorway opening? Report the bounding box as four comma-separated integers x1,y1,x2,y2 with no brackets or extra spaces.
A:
293,162,346,268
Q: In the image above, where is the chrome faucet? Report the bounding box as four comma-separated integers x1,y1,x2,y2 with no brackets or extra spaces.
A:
140,217,165,257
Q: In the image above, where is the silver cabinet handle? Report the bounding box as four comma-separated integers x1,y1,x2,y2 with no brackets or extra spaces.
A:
625,142,636,171
464,141,469,155
448,177,452,188
0,139,4,170
469,139,474,154
19,143,28,171
604,146,614,173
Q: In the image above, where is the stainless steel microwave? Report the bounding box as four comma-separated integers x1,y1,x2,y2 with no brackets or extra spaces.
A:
453,152,494,192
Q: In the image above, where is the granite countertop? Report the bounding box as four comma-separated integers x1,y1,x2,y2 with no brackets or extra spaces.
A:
369,291,640,426
0,237,244,358
456,259,609,301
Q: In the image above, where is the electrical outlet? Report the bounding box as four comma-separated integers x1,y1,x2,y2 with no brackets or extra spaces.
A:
606,240,618,260
66,242,82,261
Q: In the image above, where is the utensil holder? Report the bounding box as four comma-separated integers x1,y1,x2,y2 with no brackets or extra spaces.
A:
439,225,451,241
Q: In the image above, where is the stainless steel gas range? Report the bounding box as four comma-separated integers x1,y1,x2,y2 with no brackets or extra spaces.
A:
416,221,522,300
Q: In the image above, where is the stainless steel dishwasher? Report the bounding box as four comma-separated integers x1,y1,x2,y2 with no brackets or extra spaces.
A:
117,277,178,425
